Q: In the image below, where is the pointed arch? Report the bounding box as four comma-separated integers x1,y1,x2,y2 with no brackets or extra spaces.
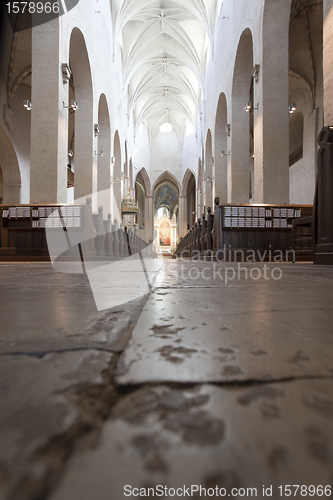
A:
182,169,196,229
182,168,196,196
97,93,111,193
97,93,111,214
113,130,122,220
135,167,151,197
205,129,213,209
69,27,94,200
152,171,181,194
231,28,254,203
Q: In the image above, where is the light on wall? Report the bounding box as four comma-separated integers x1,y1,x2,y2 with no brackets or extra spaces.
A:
62,63,72,84
289,103,297,114
251,151,255,158
23,100,32,110
94,150,105,158
68,150,74,157
245,102,259,112
220,150,230,157
63,100,78,111
94,124,100,137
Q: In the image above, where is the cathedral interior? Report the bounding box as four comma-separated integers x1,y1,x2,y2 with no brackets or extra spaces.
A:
1,0,333,498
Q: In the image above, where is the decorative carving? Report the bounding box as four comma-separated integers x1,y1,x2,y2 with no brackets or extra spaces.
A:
94,124,100,137
225,124,231,137
252,64,260,84
62,63,72,84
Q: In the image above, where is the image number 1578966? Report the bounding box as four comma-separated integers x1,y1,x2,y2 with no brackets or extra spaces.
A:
6,2,60,14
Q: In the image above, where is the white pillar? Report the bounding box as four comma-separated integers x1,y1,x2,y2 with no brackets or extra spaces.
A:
179,194,187,237
30,20,67,203
254,0,292,203
145,195,154,243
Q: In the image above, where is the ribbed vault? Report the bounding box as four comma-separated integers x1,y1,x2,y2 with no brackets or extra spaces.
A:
111,0,223,141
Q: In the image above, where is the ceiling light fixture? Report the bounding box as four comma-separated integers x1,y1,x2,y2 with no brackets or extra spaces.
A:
23,100,32,110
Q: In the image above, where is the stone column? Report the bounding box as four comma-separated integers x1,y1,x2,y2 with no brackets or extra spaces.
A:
205,179,213,210
179,194,187,238
254,0,292,203
196,188,201,220
30,20,67,203
324,0,333,125
145,195,154,243
2,183,21,204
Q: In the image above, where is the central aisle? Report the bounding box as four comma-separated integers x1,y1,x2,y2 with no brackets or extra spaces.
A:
49,261,333,500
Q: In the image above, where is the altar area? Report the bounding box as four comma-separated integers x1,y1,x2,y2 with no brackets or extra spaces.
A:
154,209,178,254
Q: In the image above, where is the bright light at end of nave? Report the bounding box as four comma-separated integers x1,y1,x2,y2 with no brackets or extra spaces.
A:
159,122,173,133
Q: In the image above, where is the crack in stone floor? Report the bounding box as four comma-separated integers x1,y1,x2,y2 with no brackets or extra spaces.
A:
1,261,333,500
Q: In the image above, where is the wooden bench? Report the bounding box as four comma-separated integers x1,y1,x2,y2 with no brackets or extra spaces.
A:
292,216,313,263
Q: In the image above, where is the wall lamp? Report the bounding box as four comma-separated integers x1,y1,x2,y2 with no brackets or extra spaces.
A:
68,150,74,157
63,100,78,111
95,150,105,157
220,150,230,157
251,151,255,158
289,103,297,114
245,102,259,112
94,124,100,137
23,100,32,110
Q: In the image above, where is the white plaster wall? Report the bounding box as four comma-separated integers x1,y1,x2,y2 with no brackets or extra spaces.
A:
150,130,182,190
181,131,199,191
132,124,151,192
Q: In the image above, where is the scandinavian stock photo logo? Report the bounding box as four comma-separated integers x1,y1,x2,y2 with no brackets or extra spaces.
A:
45,189,165,311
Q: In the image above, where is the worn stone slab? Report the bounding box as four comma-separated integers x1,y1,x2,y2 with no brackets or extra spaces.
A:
85,252,164,311
0,350,114,500
117,262,333,384
50,380,333,500
0,263,147,354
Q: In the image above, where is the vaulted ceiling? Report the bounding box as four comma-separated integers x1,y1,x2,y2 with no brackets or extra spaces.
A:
111,0,223,140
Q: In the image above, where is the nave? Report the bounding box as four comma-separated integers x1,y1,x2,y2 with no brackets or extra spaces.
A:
1,259,333,499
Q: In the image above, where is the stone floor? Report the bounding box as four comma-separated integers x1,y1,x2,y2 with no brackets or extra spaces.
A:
1,260,333,500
